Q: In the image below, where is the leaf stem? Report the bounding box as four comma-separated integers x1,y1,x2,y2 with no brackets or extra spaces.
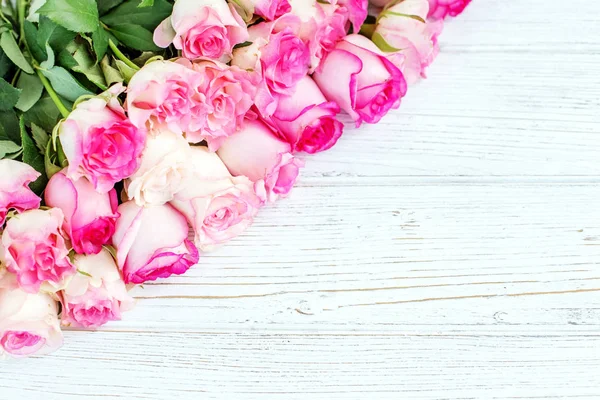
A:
16,0,25,45
108,39,139,71
35,66,70,118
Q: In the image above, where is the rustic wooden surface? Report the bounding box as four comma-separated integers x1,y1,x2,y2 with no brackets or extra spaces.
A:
2,1,600,399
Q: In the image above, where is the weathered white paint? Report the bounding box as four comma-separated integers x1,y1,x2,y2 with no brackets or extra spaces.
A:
1,1,599,399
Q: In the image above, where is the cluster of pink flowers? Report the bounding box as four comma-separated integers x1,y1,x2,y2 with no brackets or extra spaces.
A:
0,0,470,358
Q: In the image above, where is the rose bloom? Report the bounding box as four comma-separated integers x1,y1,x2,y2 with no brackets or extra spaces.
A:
217,120,304,203
0,209,75,293
269,76,343,154
250,0,291,20
112,202,199,284
325,0,368,33
58,85,146,193
45,170,119,255
60,249,134,328
232,15,310,116
0,282,62,358
428,0,471,19
171,146,260,252
0,160,40,226
154,0,248,60
374,0,443,84
313,34,407,126
183,59,258,150
125,128,192,207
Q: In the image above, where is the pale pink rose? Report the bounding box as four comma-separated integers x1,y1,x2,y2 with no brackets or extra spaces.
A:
170,146,260,252
44,170,119,256
112,202,199,284
60,249,134,328
126,60,203,134
251,0,291,20
374,0,443,84
313,34,407,126
217,120,304,203
231,16,310,117
0,209,75,293
124,128,192,207
326,0,368,32
58,85,146,193
0,160,41,226
428,0,471,19
182,59,258,150
269,76,343,154
154,0,248,60
0,285,62,358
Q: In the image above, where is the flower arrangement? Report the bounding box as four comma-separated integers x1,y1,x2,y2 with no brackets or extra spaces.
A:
0,0,470,358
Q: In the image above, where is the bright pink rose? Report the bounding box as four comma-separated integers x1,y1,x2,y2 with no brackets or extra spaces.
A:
326,0,368,32
374,0,443,84
428,0,471,20
217,120,304,203
232,16,310,116
154,0,248,60
313,34,407,126
0,160,40,226
0,284,62,358
251,0,291,20
58,85,146,193
126,60,203,134
269,76,343,154
0,209,75,293
112,202,199,284
183,59,258,150
60,249,134,328
45,170,119,255
171,146,260,252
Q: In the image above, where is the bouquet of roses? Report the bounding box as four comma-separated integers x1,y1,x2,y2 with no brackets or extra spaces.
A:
0,0,470,358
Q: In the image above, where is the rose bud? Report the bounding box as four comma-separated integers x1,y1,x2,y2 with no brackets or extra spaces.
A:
373,0,443,84
217,120,304,203
112,202,199,284
60,249,134,328
313,34,407,126
427,0,471,20
58,84,146,193
269,76,344,154
153,0,248,60
0,283,63,358
0,209,75,293
45,170,119,255
0,160,41,226
124,128,192,207
170,146,260,252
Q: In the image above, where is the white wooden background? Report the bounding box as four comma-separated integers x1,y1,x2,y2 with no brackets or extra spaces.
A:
2,1,600,399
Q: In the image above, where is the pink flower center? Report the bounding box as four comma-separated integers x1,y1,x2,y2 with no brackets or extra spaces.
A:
1,331,45,355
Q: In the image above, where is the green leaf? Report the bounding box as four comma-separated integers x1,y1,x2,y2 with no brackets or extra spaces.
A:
31,123,49,154
0,109,20,144
0,31,34,74
37,16,77,57
0,140,21,158
0,48,11,77
92,27,109,61
38,0,100,33
0,77,21,111
98,0,126,15
114,59,136,83
109,23,160,51
23,21,46,63
44,139,62,179
40,43,55,69
15,72,44,112
100,55,123,85
40,65,94,102
23,95,61,132
20,116,47,194
138,0,154,6
59,40,107,89
101,0,172,31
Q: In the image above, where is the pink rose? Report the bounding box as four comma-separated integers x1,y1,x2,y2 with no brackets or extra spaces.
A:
232,16,310,116
60,249,134,328
170,146,260,252
112,202,199,284
183,59,258,150
326,0,368,33
154,0,248,60
0,160,41,226
313,34,407,126
45,170,119,255
58,85,146,193
0,209,75,293
217,120,304,203
250,0,291,20
0,284,62,358
269,76,343,154
428,0,471,20
374,0,443,84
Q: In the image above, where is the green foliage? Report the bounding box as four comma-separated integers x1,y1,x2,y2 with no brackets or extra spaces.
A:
0,77,21,111
15,72,44,112
40,65,94,102
59,40,107,89
38,0,100,33
0,140,21,158
0,109,20,144
20,116,47,194
23,96,62,133
109,24,160,51
0,31,33,73
101,0,172,31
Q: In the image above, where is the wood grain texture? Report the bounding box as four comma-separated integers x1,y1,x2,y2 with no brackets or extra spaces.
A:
1,1,600,399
